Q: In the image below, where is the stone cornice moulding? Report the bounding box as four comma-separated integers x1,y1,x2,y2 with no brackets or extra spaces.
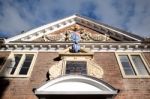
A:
0,42,149,52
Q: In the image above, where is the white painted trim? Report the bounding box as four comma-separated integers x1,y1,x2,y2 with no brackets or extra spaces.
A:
0,52,37,77
35,75,118,95
0,49,149,52
28,21,75,41
76,16,141,41
0,43,149,52
115,52,150,78
5,14,142,43
5,15,77,43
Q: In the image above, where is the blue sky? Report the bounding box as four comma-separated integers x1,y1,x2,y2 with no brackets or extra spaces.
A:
0,0,150,38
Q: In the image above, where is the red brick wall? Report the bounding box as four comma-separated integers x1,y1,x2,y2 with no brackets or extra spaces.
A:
0,52,59,99
94,52,150,99
143,52,150,66
0,52,150,99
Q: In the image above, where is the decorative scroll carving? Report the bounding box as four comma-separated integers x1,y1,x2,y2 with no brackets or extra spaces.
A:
90,34,109,41
42,34,63,41
41,25,111,42
49,61,63,79
64,31,71,41
49,58,104,79
88,60,104,78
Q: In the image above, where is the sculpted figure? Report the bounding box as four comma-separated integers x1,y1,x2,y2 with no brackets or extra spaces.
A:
71,31,80,53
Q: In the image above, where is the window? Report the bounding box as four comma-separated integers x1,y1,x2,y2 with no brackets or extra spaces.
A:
116,53,150,78
119,55,135,75
0,57,6,70
65,61,87,75
1,52,37,77
131,55,149,75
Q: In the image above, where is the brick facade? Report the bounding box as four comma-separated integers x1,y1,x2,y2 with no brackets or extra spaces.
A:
94,52,150,99
0,52,150,99
0,52,58,99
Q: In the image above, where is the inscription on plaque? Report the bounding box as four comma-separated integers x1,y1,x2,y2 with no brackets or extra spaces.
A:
66,61,87,75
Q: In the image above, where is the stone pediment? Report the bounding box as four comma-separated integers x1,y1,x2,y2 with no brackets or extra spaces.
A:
5,14,143,43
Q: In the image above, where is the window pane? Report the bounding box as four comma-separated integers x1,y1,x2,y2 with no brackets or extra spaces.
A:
131,55,149,75
119,55,135,75
19,54,34,75
19,67,29,75
10,54,22,74
0,57,6,70
66,61,87,75
0,57,6,65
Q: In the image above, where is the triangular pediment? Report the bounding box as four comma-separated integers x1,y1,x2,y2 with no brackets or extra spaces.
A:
5,14,143,43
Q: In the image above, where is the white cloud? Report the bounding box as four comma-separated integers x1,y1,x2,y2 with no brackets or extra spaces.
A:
0,0,150,37
126,0,150,37
0,1,32,36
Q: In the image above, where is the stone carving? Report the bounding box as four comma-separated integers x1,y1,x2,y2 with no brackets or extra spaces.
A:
42,26,110,42
80,30,91,41
49,61,63,79
88,60,104,78
42,34,62,41
64,31,71,41
49,59,104,79
90,34,108,41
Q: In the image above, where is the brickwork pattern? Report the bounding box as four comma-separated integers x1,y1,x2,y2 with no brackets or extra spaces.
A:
0,52,58,99
94,52,150,99
0,52,150,99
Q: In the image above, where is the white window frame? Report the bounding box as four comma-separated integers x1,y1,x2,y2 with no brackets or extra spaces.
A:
0,52,37,78
116,53,150,78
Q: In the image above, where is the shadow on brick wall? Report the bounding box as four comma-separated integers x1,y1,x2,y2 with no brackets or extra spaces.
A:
0,78,10,99
53,56,61,61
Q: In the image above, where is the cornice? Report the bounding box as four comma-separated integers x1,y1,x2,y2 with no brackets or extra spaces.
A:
1,42,149,52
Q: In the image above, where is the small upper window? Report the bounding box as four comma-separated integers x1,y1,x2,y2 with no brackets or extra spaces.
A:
65,61,87,75
1,53,37,77
116,53,150,78
131,55,149,75
19,54,34,75
119,55,135,75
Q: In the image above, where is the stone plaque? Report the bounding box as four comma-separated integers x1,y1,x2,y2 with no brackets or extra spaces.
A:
66,61,87,75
